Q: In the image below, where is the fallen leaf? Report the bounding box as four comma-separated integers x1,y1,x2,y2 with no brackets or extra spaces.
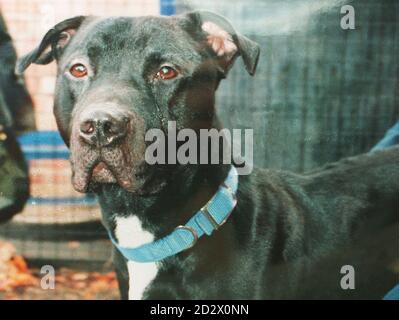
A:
11,256,29,273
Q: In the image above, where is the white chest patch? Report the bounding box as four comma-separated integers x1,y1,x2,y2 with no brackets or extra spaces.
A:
114,216,159,300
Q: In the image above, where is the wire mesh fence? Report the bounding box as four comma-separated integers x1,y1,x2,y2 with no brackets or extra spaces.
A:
0,0,398,277
177,0,399,172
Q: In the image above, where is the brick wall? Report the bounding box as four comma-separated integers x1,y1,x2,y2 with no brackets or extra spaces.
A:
1,0,159,131
0,0,161,264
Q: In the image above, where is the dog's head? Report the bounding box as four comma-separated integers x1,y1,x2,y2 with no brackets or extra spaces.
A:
17,12,259,195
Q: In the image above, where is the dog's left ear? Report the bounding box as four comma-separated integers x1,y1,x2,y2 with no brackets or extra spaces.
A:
183,10,260,76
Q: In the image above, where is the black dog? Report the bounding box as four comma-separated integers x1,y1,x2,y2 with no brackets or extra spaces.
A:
0,91,30,223
17,12,399,299
0,12,32,222
0,12,35,134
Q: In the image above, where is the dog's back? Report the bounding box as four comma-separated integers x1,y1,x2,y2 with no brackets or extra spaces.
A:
236,146,399,298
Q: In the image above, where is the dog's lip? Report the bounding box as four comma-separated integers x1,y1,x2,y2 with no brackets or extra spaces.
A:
76,158,137,193
72,156,165,195
91,159,132,188
92,161,109,175
72,159,97,193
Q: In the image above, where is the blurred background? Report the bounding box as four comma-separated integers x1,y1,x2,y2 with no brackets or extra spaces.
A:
0,0,397,299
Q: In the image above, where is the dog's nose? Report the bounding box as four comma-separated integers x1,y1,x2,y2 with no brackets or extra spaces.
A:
79,111,128,147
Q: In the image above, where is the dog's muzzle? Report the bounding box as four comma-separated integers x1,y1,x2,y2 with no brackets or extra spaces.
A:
69,104,146,193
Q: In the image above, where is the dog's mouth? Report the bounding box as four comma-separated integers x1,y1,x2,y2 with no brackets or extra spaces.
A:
71,154,167,195
68,113,165,195
71,154,138,193
91,161,117,183
69,142,165,195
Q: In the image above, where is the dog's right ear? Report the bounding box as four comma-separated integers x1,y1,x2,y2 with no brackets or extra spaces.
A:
15,16,86,75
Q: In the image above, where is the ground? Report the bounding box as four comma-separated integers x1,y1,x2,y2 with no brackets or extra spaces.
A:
0,241,120,300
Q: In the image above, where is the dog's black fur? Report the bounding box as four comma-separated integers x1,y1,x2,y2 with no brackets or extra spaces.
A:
0,13,35,134
0,12,32,222
17,12,399,299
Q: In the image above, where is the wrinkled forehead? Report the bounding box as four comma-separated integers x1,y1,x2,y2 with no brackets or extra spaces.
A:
64,16,202,70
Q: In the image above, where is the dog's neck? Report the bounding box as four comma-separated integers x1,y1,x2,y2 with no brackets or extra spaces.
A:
98,163,230,239
98,116,231,239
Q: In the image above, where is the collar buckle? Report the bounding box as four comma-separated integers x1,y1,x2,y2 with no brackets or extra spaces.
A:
199,181,237,231
175,225,199,250
200,206,221,230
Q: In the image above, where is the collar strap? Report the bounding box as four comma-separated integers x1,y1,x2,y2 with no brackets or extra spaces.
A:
109,166,238,263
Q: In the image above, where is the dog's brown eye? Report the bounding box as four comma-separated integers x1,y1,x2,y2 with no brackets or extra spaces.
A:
70,63,88,78
156,66,178,80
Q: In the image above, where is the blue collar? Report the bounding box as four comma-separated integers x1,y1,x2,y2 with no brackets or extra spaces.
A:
109,166,238,263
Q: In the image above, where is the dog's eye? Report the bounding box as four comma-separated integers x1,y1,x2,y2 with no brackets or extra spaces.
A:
70,63,88,78
155,66,178,80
